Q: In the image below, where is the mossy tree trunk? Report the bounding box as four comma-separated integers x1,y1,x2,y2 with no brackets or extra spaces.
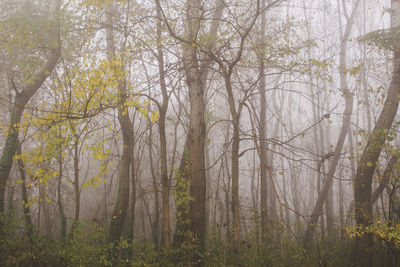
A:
0,6,61,212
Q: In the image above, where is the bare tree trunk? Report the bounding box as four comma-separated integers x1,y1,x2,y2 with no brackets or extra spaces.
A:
71,135,80,234
155,0,171,248
258,0,268,245
158,0,223,252
182,0,207,251
57,147,66,241
148,124,160,247
289,162,301,229
231,113,241,250
339,166,344,244
325,126,335,241
40,182,52,238
325,179,335,241
371,156,398,204
128,145,136,257
106,4,133,247
303,0,360,250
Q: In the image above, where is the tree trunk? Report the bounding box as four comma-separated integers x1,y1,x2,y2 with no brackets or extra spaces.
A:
155,0,171,248
303,0,359,249
57,148,66,241
71,135,80,234
0,23,60,212
354,2,400,264
148,123,160,247
182,0,207,251
106,4,133,245
172,136,190,247
258,0,268,245
231,117,240,250
371,156,398,204
17,142,35,244
128,151,136,257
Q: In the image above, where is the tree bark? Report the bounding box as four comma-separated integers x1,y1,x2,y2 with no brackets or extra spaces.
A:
354,2,400,264
371,156,398,204
155,0,171,248
106,4,133,245
57,146,66,241
148,124,160,247
258,0,268,245
128,149,136,257
71,134,80,234
17,142,35,245
182,0,207,251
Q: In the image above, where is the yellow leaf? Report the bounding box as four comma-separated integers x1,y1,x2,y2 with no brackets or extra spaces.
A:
151,112,159,123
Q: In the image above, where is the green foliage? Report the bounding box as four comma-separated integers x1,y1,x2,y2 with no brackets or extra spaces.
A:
346,220,400,249
0,216,108,267
0,214,372,267
0,0,59,84
170,166,203,266
358,26,400,51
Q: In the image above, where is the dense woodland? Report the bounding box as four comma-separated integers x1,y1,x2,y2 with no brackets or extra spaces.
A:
1,0,400,266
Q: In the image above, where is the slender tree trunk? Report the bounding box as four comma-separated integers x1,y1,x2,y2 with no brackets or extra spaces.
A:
325,124,335,241
325,180,335,240
371,156,398,204
17,142,35,244
40,182,52,238
258,0,268,245
57,148,66,241
106,4,133,246
303,0,360,249
231,116,241,250
155,0,171,248
71,136,80,233
128,152,136,257
148,123,160,247
289,163,301,228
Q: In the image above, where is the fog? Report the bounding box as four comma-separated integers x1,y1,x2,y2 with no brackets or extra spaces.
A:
0,0,399,266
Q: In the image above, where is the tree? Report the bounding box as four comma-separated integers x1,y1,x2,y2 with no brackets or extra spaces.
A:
182,0,207,251
354,1,400,265
0,0,61,213
105,3,134,246
155,0,171,248
303,0,360,250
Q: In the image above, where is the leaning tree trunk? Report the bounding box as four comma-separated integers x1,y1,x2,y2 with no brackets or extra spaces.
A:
354,1,400,265
371,156,398,204
303,0,360,250
0,11,61,211
106,4,133,245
